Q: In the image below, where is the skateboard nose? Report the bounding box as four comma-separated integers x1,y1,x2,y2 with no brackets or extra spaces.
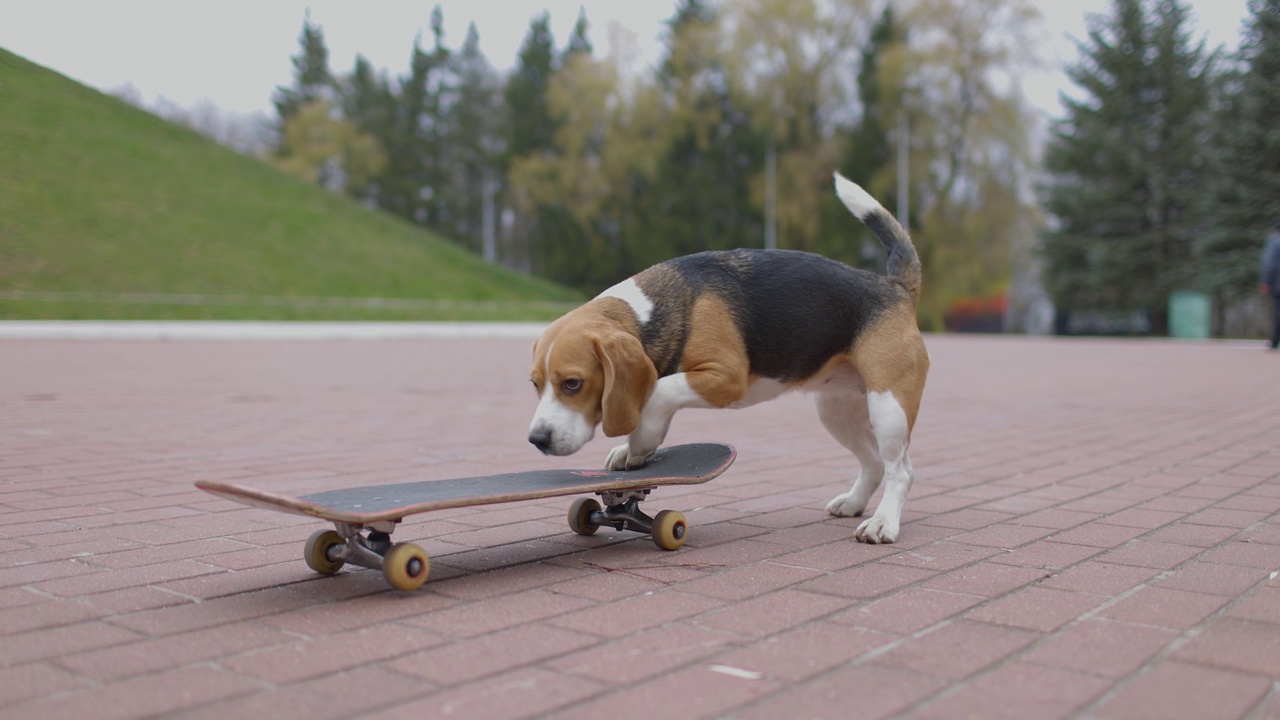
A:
529,428,553,454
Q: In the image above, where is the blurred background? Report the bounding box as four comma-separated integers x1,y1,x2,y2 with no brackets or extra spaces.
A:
1,0,1274,337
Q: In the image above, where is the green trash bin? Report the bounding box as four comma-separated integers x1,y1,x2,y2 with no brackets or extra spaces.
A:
1168,291,1210,339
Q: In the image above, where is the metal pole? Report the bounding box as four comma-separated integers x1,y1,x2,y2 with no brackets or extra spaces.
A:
897,111,909,229
765,132,777,251
482,173,496,264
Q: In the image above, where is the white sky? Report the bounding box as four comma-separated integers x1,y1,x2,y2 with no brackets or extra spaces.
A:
0,0,1251,124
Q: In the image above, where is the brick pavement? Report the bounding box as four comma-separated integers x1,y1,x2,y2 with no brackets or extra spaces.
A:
1,329,1278,719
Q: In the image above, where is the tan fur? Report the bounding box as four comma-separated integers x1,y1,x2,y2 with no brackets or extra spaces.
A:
595,331,657,436
531,299,657,438
849,302,929,430
630,264,691,374
679,295,751,407
789,353,861,392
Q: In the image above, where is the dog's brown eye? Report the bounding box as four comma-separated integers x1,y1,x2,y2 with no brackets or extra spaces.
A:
561,378,582,395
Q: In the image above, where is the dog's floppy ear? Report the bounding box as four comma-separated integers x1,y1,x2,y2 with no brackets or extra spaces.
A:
593,332,656,437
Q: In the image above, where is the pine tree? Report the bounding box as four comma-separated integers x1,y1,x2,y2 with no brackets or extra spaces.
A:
381,5,454,225
504,12,566,273
1201,0,1280,307
337,55,396,203
1040,0,1215,334
565,7,593,59
273,13,334,150
444,22,504,252
505,13,558,160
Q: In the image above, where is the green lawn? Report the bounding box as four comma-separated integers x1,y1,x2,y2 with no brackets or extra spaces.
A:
0,49,581,320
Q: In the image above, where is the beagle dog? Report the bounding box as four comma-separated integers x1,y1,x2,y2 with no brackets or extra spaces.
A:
528,172,928,543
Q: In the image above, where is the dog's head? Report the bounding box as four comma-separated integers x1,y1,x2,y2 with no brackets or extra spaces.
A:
527,310,656,456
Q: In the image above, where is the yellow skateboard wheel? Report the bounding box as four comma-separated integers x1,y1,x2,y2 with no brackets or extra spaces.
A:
651,510,687,551
304,529,347,575
568,497,601,536
382,542,430,591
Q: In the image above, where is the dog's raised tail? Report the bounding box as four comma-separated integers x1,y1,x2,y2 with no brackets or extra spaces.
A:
833,172,921,302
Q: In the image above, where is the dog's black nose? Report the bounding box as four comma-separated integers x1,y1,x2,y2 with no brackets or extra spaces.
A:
528,428,553,453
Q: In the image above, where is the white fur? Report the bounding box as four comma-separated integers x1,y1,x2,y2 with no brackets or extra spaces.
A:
605,373,712,470
596,277,654,325
833,172,884,221
823,389,913,544
529,385,595,456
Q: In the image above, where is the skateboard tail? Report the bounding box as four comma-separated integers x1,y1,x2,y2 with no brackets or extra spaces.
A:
194,481,367,523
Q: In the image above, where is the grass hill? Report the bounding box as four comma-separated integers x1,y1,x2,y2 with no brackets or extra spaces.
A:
0,49,581,321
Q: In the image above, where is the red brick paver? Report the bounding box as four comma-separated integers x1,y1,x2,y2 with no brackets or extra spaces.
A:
2,331,1279,719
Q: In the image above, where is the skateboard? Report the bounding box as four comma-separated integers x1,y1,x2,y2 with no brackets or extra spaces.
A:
195,443,735,591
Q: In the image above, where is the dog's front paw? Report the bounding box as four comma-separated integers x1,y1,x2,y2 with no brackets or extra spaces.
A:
825,492,869,518
605,444,654,471
853,513,899,544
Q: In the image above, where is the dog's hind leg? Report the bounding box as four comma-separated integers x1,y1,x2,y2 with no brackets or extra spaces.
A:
851,389,915,544
817,388,884,520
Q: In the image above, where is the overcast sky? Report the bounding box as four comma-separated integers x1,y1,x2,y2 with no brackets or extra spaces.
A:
0,0,1251,124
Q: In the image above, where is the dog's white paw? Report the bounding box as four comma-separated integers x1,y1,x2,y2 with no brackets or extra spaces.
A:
605,444,654,471
825,492,869,518
854,514,898,544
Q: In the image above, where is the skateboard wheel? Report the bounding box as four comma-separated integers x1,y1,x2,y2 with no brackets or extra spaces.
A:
651,510,687,551
383,542,430,591
568,497,601,536
304,529,347,575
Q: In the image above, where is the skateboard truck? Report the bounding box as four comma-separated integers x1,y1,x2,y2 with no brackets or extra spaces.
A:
304,521,431,592
330,521,395,569
569,487,689,551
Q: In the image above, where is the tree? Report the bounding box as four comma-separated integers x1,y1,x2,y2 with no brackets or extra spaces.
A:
505,12,558,161
271,99,386,192
1200,0,1280,312
504,12,568,274
443,22,505,252
649,0,764,260
337,55,396,203
381,5,454,225
723,0,875,255
878,0,1042,330
823,5,903,268
273,13,333,140
1040,0,1215,334
565,7,594,59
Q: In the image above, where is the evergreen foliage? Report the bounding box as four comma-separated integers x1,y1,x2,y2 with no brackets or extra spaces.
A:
1040,0,1215,332
504,12,558,160
1200,0,1280,302
272,13,333,134
444,22,503,252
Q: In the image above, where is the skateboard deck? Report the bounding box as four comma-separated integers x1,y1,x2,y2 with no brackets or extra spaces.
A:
195,443,735,590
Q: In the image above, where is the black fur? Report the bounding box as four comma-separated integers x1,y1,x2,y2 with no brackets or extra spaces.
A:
643,249,899,381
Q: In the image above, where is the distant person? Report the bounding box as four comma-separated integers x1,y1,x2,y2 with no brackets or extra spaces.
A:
1263,220,1280,350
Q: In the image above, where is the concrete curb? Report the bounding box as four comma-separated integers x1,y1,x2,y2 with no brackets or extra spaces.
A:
0,321,549,341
